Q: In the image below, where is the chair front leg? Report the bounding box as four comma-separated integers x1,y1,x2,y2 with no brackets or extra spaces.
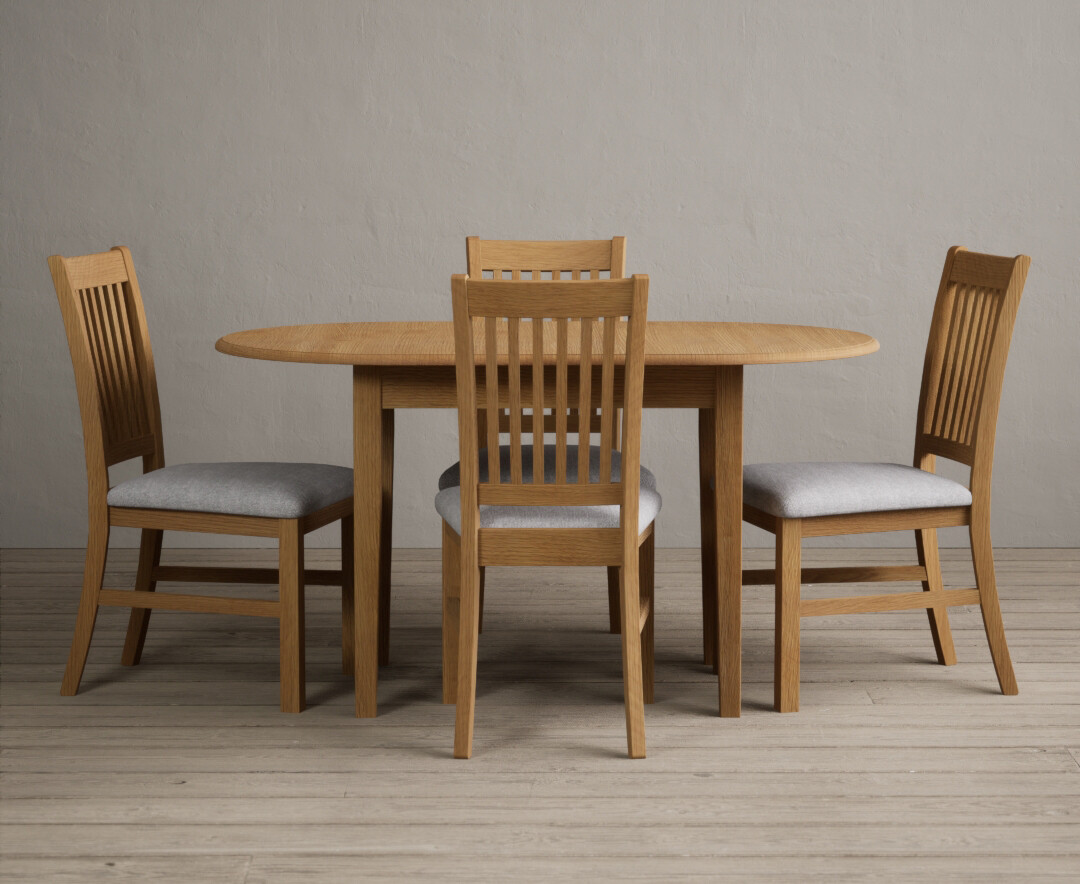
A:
442,522,461,704
61,520,110,695
279,520,306,713
970,510,1018,695
121,527,163,666
774,518,802,713
915,526,957,665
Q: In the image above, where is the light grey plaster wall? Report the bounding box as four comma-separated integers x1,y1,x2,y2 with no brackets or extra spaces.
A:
2,0,1077,549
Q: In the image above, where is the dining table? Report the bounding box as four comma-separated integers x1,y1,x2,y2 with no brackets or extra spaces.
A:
216,320,879,719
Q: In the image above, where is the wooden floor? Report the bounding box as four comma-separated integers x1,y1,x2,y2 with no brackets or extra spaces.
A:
1,546,1078,882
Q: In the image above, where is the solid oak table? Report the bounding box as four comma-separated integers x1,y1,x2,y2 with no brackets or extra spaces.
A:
216,321,878,718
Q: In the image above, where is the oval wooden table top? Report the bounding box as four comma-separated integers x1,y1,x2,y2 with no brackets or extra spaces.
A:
216,321,879,367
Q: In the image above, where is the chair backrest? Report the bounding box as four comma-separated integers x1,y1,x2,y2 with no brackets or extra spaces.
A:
451,274,649,543
914,247,1030,487
466,237,627,439
466,236,627,281
49,247,164,510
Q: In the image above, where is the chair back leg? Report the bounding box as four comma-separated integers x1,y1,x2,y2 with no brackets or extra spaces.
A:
121,528,163,666
278,520,306,713
915,527,957,665
774,519,802,713
61,521,110,695
970,513,1018,695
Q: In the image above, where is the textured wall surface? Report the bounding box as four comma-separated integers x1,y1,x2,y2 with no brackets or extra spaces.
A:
2,0,1077,548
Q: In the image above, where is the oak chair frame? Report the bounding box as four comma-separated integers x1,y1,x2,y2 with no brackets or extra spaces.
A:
465,236,628,635
442,273,654,758
743,247,1030,711
50,247,354,712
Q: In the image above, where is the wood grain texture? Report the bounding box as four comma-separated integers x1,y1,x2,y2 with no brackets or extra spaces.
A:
464,235,626,634
715,366,744,717
351,367,382,718
445,274,653,758
747,248,1030,713
3,547,1077,881
49,249,352,714
216,320,879,367
218,297,878,723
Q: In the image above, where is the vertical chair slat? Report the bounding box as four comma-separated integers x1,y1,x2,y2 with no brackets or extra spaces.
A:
950,286,989,443
599,316,617,483
946,284,980,440
577,317,593,484
111,282,148,436
946,285,982,442
78,289,110,437
103,283,137,439
961,289,1000,445
555,317,569,483
84,287,115,438
931,285,964,438
507,317,523,484
484,316,500,484
532,316,545,483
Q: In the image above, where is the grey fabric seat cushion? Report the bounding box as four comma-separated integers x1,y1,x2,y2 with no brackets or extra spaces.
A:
107,462,353,519
436,485,662,535
743,462,972,519
438,444,657,491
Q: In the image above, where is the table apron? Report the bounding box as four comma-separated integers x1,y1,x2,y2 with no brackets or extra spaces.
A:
379,365,719,409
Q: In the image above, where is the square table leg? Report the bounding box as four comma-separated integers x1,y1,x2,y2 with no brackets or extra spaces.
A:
353,366,383,717
378,408,394,667
715,365,743,717
698,408,718,669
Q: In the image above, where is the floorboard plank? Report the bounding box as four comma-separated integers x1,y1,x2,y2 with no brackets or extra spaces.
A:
2,547,1078,879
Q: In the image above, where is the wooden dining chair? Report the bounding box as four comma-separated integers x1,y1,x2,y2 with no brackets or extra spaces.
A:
437,237,647,635
439,273,657,758
741,247,1030,711
50,246,355,712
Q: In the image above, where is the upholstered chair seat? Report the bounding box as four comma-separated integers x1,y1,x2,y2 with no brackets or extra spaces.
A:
107,462,353,519
743,462,971,519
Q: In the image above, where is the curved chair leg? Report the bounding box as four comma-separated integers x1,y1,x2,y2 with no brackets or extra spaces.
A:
774,519,801,713
606,566,621,633
341,516,355,676
915,527,957,665
454,538,482,759
639,532,655,705
970,513,1018,695
279,520,306,713
121,528,163,666
442,522,461,704
619,556,647,759
61,521,110,695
